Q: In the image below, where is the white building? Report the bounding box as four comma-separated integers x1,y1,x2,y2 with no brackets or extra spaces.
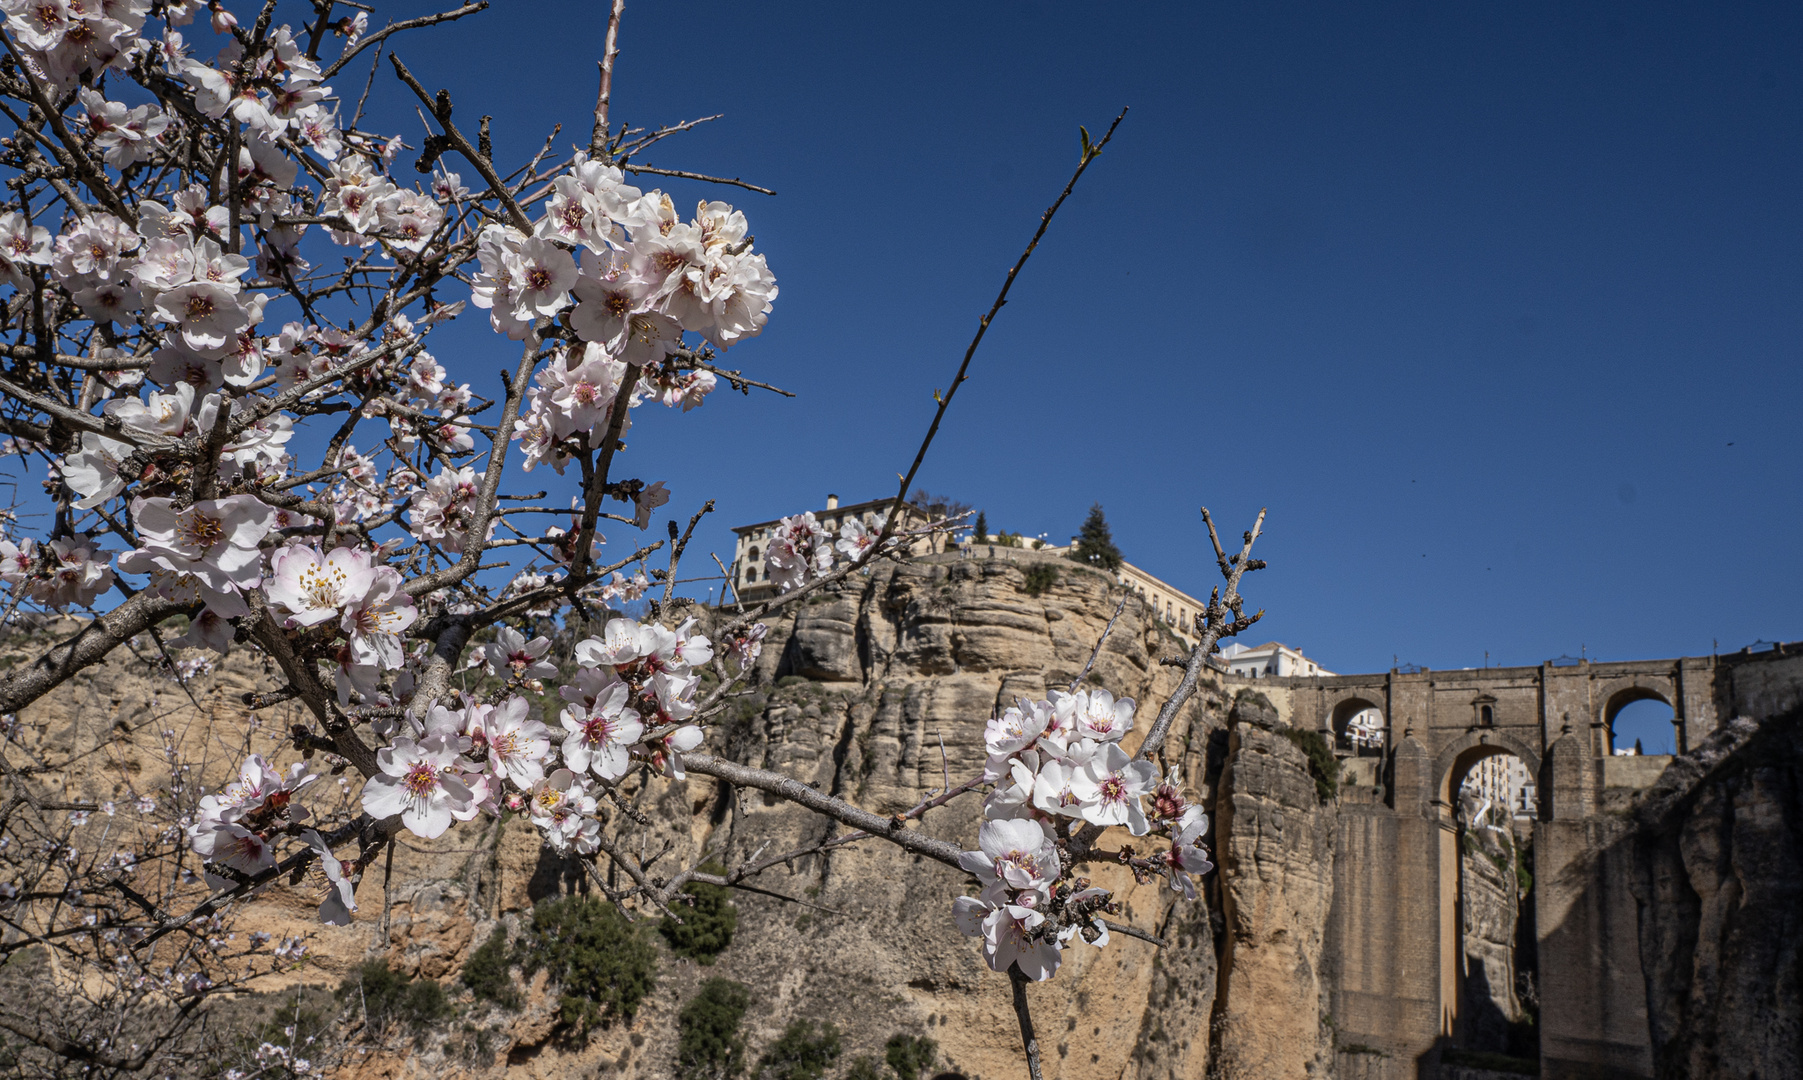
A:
728,495,947,604
1216,641,1336,679
1462,754,1537,821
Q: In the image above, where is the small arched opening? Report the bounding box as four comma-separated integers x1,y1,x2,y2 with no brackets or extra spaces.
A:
1604,687,1677,756
1331,697,1385,756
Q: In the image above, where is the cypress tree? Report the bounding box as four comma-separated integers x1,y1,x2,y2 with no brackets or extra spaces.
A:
1070,503,1123,570
974,511,988,542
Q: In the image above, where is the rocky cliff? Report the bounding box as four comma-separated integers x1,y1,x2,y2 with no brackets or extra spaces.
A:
1631,707,1803,1080
4,550,1355,1080
1208,692,1338,1080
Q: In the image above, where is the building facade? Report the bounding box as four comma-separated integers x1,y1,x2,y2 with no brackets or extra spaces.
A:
728,495,948,604
1217,640,1336,679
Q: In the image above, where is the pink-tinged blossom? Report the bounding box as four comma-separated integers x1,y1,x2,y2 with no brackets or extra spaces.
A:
339,565,417,669
1072,743,1158,835
766,512,834,593
647,724,704,780
633,480,669,530
194,754,316,827
264,544,376,627
301,829,357,925
958,818,1060,891
1057,687,1136,743
483,626,557,683
468,695,553,789
1030,759,1094,819
153,280,251,353
526,768,599,854
190,821,274,880
1159,809,1214,899
559,680,643,783
985,698,1052,757
361,735,474,839
722,623,766,671
408,465,490,553
572,617,649,668
835,515,881,561
0,211,52,285
951,895,1063,981
130,495,274,592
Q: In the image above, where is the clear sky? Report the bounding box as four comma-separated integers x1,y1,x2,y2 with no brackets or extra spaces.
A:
271,2,1803,678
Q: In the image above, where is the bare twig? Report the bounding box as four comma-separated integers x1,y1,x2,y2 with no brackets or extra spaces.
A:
870,109,1127,555
1071,594,1128,691
590,0,626,154
620,163,776,196
1009,965,1044,1080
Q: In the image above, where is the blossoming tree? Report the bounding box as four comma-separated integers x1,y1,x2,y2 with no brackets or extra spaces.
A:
0,3,1269,1076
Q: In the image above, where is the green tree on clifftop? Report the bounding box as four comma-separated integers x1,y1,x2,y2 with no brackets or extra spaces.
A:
1070,503,1123,570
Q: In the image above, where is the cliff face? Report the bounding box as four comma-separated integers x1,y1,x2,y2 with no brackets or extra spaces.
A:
1208,691,1338,1080
1631,709,1803,1080
11,551,1322,1080
1458,832,1523,1054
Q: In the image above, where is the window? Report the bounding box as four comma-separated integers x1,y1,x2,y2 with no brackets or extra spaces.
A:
745,567,758,583
1480,705,1494,726
748,546,760,562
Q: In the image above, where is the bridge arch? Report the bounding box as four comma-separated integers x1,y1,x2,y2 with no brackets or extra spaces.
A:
1608,681,1673,757
1433,734,1541,1049
1329,692,1386,754
1433,732,1542,810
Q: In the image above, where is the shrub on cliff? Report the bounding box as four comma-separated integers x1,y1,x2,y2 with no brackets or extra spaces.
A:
884,1032,938,1079
756,1019,842,1080
1022,563,1060,597
677,978,751,1079
517,896,657,1033
1280,727,1341,802
660,863,739,963
336,960,449,1033
460,925,520,1009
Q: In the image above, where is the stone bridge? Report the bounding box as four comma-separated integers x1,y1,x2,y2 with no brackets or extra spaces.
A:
1231,644,1803,1080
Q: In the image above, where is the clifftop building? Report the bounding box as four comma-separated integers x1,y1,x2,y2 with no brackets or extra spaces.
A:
729,498,1226,652
728,495,949,604
1216,640,1336,679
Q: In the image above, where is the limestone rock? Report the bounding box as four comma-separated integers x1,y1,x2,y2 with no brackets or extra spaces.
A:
1209,695,1338,1079
1632,707,1803,1079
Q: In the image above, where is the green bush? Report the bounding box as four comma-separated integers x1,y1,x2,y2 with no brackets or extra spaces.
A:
677,978,750,1079
1279,727,1340,802
884,1032,938,1080
460,925,520,1009
660,864,739,963
776,675,810,688
336,959,449,1032
844,1057,883,1080
1021,563,1059,597
755,1019,841,1080
516,896,657,1033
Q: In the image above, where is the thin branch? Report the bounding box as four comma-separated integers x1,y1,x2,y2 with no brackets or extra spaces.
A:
1071,594,1128,691
1010,965,1045,1080
322,1,489,79
590,0,626,154
620,163,775,196
869,109,1126,556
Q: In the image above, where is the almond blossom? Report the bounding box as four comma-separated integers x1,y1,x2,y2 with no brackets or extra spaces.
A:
360,735,474,840
559,680,643,783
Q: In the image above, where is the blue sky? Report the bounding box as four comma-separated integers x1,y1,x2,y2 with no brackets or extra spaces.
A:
26,0,1788,711
362,0,1803,680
